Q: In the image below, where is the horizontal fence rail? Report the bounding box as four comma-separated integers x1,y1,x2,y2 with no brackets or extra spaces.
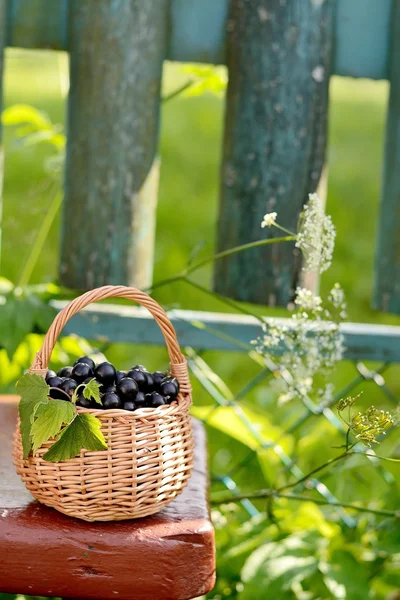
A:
5,0,393,80
51,301,400,363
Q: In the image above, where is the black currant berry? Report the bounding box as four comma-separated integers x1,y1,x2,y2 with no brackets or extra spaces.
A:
152,371,166,388
102,392,122,410
116,377,138,401
135,391,146,407
131,364,146,371
47,375,63,388
76,394,91,408
61,378,78,397
95,362,116,386
128,368,147,390
144,371,154,392
123,401,136,411
74,356,95,370
160,378,179,401
47,376,66,400
58,366,73,378
45,369,57,383
72,362,93,383
115,370,127,384
100,385,116,396
146,392,165,408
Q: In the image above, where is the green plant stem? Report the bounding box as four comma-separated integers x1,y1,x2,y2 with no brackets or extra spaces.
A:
147,235,295,293
184,278,265,324
17,186,63,287
211,489,399,518
187,236,295,274
277,450,354,493
273,223,297,237
345,427,351,451
49,386,70,402
162,80,194,103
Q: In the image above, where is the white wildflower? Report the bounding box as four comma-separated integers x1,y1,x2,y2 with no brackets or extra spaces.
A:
261,212,277,228
252,285,346,407
211,509,228,528
328,283,347,320
294,287,323,313
295,193,336,273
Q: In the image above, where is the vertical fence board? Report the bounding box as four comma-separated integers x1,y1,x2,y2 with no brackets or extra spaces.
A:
214,0,335,306
0,0,5,269
60,0,167,290
374,0,400,314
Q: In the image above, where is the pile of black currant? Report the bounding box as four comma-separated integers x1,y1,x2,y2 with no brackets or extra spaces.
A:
45,356,180,411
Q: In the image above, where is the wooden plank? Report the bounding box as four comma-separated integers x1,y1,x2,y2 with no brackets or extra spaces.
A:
59,0,167,289
0,399,215,600
374,0,400,314
4,0,393,80
214,0,334,306
50,301,400,363
6,0,68,49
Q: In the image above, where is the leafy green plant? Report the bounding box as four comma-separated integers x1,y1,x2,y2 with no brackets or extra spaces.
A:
17,373,106,461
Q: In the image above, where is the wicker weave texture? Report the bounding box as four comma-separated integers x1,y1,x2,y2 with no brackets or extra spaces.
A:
13,286,194,521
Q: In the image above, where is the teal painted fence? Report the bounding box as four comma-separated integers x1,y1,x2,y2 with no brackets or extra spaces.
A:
215,0,334,305
61,0,166,290
52,301,400,364
0,0,399,327
374,0,400,313
4,0,394,80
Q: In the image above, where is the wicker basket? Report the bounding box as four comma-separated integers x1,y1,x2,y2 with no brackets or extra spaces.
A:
13,285,194,522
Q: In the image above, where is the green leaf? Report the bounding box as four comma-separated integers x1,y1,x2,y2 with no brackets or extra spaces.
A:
31,400,75,453
43,413,107,462
0,293,37,359
239,534,320,599
0,277,13,294
320,550,371,600
83,378,102,404
27,294,57,333
180,64,227,97
2,104,51,129
16,374,50,458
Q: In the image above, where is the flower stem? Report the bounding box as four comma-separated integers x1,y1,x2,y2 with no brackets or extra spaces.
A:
186,236,296,275
146,235,295,294
162,80,194,104
273,223,297,237
211,489,399,518
277,450,353,492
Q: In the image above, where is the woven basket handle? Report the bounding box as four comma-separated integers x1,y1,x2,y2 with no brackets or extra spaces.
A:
29,285,191,394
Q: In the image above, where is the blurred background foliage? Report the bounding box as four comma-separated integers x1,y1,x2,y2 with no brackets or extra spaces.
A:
0,50,399,600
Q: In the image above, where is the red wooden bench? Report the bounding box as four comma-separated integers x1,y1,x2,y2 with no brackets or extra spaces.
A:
0,396,215,600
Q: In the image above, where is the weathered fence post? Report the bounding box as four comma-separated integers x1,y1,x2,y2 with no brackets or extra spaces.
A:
60,0,167,290
214,0,335,306
373,0,400,314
